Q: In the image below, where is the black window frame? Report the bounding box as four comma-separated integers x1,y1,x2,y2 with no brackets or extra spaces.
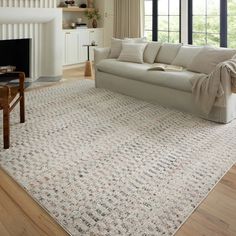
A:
152,0,182,43
188,0,228,47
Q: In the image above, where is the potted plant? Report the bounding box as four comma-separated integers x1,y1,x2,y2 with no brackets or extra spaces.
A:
84,9,101,28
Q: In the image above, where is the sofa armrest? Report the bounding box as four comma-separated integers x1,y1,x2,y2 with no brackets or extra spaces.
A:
94,47,110,66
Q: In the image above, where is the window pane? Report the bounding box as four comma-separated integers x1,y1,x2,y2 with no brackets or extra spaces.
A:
207,0,220,16
228,0,236,15
191,0,220,47
158,0,168,15
207,34,220,46
158,16,168,31
193,33,206,45
193,0,205,15
228,16,236,35
145,16,152,30
169,16,179,31
193,16,206,32
144,0,152,15
169,0,180,15
207,16,220,33
144,31,153,41
143,0,180,43
158,31,169,42
228,34,236,48
228,0,236,48
169,32,180,43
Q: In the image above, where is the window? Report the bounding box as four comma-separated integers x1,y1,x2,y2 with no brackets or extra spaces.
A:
157,0,181,43
144,0,153,41
228,0,236,48
190,0,220,46
189,0,236,48
144,0,181,43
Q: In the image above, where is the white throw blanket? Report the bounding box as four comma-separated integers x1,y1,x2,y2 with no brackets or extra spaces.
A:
191,59,236,114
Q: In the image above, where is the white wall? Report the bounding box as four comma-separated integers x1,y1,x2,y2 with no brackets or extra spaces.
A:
95,0,114,47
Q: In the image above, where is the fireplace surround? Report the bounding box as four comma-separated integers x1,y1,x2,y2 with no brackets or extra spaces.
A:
0,7,63,81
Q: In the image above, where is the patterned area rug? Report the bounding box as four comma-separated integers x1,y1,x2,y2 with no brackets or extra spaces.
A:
0,79,236,236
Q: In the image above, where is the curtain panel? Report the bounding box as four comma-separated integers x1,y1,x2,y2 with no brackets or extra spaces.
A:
114,0,142,39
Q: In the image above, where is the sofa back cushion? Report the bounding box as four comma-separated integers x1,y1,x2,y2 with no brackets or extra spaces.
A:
144,42,162,64
155,43,182,64
109,38,132,58
187,46,236,74
109,37,146,59
118,43,147,64
171,45,202,68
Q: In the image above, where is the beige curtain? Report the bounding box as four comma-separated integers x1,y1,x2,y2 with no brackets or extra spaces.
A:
114,0,142,39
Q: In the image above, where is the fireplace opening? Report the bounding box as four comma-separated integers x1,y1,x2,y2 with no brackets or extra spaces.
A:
0,39,30,77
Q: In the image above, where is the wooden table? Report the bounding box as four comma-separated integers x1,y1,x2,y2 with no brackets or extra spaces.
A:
83,44,97,77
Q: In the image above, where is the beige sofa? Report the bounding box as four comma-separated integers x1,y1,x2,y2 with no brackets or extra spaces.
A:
94,42,236,123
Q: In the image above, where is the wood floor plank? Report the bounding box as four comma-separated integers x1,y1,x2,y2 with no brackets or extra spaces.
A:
0,168,69,236
176,164,236,236
0,220,11,236
0,186,46,236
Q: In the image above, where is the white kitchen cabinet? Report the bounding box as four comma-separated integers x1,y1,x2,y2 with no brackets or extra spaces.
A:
63,30,79,66
87,28,104,61
63,28,104,66
77,29,90,63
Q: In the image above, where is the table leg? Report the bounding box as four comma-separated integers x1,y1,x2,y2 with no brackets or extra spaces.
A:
84,61,93,77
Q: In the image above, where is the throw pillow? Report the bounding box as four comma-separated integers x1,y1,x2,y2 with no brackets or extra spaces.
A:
109,38,133,59
187,46,236,74
155,43,182,64
171,45,202,68
118,43,147,64
144,42,162,64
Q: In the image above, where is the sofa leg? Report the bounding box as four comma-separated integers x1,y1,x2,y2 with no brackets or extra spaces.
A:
3,106,10,149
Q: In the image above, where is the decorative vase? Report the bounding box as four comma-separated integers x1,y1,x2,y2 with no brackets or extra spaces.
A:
87,0,94,8
92,19,97,28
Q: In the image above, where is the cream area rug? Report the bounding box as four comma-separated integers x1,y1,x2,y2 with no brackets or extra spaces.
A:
0,79,236,236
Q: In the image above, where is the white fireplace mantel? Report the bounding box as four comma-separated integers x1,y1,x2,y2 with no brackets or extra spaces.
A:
0,7,63,81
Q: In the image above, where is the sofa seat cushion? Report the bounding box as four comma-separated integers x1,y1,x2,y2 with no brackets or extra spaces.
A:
97,59,201,92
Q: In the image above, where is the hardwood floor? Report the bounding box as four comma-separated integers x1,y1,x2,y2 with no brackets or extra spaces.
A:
0,67,236,236
0,168,69,236
176,165,236,236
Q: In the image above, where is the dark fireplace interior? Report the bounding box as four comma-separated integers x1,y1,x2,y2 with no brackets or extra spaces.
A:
0,39,30,77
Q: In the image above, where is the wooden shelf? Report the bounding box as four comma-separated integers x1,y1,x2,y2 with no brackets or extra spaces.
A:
60,7,94,12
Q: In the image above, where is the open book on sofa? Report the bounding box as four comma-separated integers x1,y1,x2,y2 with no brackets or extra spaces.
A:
147,64,183,72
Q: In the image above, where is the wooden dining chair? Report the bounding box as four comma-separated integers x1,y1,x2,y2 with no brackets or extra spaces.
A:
0,72,25,149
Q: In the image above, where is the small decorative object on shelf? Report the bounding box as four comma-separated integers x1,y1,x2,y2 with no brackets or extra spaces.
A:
79,3,87,8
84,9,101,28
64,0,75,7
91,40,96,46
87,0,94,8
